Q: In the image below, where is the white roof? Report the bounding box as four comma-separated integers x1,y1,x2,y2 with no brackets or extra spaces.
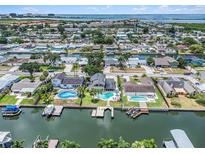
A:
198,83,205,91
170,129,194,148
0,132,11,143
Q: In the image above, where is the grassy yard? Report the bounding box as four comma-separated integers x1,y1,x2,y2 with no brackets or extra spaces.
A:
163,68,190,74
147,85,167,108
194,67,205,71
0,65,12,71
0,95,18,105
21,99,35,105
167,94,205,109
40,65,65,72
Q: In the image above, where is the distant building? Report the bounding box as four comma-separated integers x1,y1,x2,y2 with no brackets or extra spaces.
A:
154,56,178,68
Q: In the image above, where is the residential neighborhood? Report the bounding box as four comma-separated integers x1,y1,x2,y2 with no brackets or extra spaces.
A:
0,7,205,148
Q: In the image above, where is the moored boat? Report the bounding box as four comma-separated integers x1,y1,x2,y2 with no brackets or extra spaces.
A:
1,105,21,117
42,105,55,118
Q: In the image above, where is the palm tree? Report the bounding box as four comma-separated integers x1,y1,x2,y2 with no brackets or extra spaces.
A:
90,89,96,102
97,138,118,148
117,55,126,70
131,139,157,148
77,85,86,106
72,63,79,76
35,140,48,148
60,140,80,148
12,140,24,148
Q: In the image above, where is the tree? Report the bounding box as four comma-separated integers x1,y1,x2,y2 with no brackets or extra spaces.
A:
35,140,48,148
97,138,118,148
117,137,130,148
40,74,46,81
77,85,86,106
90,89,97,101
118,55,127,70
41,93,53,105
43,71,49,77
19,62,40,78
131,139,157,148
82,64,102,76
60,140,80,148
143,27,149,34
12,140,24,148
183,37,198,46
72,63,79,76
177,57,187,68
11,37,24,44
43,52,60,66
0,37,8,44
30,54,41,59
189,44,204,54
147,56,154,66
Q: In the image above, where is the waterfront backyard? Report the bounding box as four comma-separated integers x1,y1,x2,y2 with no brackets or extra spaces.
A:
0,108,205,148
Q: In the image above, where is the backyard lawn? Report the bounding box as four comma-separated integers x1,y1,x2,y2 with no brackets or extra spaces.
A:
0,95,18,105
147,86,167,108
0,65,12,71
21,99,35,105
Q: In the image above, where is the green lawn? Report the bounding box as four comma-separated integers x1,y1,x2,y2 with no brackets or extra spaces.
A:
0,95,18,105
147,86,166,108
21,99,35,105
40,65,65,72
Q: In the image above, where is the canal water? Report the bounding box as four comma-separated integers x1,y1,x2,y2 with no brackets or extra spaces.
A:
0,108,205,148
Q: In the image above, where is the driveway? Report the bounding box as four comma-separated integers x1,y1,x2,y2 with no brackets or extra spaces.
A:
64,64,73,73
142,65,154,75
9,66,19,72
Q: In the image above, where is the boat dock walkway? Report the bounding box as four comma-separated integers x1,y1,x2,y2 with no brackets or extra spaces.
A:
127,102,149,119
91,106,114,118
48,139,59,148
52,106,64,116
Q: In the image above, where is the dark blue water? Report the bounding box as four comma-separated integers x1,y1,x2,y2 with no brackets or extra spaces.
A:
17,14,205,23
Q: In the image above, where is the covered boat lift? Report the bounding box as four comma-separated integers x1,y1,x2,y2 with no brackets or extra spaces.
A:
163,129,194,148
0,131,12,148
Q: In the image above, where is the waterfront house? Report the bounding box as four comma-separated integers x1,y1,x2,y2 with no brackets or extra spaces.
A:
197,83,205,93
127,56,147,68
154,56,178,68
89,73,116,91
104,57,119,67
0,75,20,92
124,82,156,97
0,56,7,63
51,72,84,89
157,77,196,97
11,78,42,95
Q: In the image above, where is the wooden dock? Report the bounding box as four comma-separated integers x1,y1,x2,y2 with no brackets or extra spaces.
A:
52,106,64,116
48,139,59,148
91,106,114,118
128,102,149,119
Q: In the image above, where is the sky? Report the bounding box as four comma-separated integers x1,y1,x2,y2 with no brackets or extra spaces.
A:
0,5,205,14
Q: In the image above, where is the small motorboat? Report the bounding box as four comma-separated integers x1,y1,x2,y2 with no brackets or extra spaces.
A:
42,105,54,118
1,105,21,117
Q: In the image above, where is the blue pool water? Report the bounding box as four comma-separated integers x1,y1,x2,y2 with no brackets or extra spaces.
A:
130,96,147,102
97,92,114,100
58,91,78,99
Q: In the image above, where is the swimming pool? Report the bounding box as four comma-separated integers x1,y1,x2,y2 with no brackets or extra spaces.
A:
57,90,78,99
96,92,114,100
129,96,148,102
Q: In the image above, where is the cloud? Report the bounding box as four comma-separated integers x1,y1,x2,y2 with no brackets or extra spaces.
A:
86,7,100,12
132,6,147,13
21,7,39,13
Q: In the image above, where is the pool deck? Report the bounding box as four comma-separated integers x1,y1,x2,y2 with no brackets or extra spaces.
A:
52,106,64,116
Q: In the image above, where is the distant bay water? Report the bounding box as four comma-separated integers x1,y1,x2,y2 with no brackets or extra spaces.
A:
15,14,205,23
